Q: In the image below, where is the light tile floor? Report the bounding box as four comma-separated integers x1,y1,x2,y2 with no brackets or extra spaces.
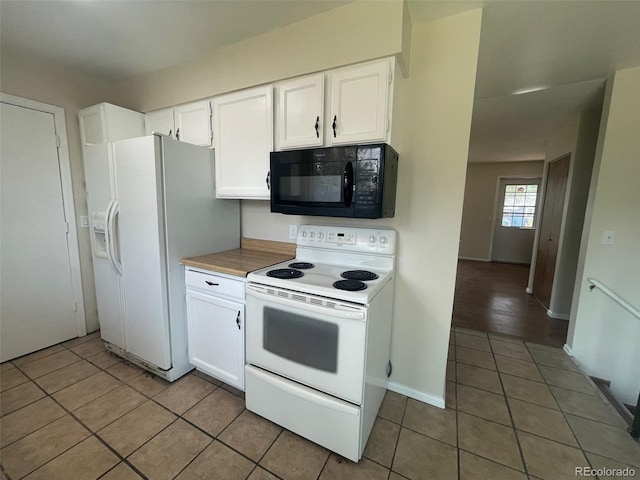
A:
1,329,639,479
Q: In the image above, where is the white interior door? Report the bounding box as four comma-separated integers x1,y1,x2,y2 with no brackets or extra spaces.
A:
0,102,79,360
492,178,541,264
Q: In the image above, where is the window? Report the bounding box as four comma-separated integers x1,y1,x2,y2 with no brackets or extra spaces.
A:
501,184,538,228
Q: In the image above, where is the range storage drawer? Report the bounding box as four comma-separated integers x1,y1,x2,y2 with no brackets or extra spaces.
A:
185,268,245,300
245,364,362,462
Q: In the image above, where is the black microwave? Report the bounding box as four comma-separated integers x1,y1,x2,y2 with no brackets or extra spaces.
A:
269,143,398,218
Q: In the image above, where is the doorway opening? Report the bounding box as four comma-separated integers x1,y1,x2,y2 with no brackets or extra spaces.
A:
453,164,571,347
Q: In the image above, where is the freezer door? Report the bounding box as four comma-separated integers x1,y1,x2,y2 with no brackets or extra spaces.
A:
113,136,171,370
83,144,125,349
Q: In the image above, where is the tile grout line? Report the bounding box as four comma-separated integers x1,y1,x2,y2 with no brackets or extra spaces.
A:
487,336,530,477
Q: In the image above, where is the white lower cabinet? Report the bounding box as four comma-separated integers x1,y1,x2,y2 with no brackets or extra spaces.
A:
185,268,245,390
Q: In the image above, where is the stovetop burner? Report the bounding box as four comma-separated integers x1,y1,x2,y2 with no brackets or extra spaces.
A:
266,269,304,279
288,262,315,270
340,270,379,281
333,279,367,291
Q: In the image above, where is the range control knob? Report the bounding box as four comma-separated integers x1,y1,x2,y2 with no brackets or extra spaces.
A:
301,231,307,237
369,236,377,243
380,236,388,244
310,232,315,238
318,232,324,239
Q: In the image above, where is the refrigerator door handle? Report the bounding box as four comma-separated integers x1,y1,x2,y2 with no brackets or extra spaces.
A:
107,200,123,276
104,200,116,272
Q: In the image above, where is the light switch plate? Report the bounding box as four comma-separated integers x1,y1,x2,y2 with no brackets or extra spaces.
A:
80,215,89,228
289,224,298,240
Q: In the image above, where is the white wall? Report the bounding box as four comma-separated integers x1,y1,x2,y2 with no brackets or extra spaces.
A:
459,161,544,261
567,67,640,405
0,50,114,332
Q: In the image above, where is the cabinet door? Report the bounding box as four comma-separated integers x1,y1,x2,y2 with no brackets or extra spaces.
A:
213,86,273,199
145,108,175,138
275,74,324,150
174,100,212,146
328,60,390,145
80,103,145,145
186,289,245,390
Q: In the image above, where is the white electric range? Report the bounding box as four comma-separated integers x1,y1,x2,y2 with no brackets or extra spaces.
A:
245,225,396,462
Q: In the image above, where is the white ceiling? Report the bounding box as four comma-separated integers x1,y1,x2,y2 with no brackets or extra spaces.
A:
2,0,639,164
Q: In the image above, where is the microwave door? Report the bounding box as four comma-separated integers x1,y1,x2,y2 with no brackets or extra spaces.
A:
271,153,355,216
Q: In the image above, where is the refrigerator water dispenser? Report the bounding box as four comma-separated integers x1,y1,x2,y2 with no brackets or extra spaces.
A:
91,212,108,258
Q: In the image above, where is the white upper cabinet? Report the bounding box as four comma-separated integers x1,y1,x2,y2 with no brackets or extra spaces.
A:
79,103,145,145
275,74,324,150
328,60,391,146
145,100,212,147
213,85,274,199
174,101,212,146
145,108,175,138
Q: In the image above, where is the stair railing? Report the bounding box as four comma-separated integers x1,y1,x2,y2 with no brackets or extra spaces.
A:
587,278,640,440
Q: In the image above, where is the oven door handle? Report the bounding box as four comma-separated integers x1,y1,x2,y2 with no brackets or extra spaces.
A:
246,284,366,320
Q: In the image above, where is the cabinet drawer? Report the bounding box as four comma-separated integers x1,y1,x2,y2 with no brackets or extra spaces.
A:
185,269,244,300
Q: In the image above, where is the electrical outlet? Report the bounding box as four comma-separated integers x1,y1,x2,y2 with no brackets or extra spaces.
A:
602,230,615,245
80,215,89,228
289,224,298,240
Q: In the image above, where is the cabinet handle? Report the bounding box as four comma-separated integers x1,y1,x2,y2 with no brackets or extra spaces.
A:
332,115,337,138
314,116,320,138
266,171,270,190
205,281,219,286
236,311,241,330
176,128,180,141
168,129,172,137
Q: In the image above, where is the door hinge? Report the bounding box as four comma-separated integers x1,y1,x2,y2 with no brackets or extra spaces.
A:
388,65,393,84
56,135,61,148
65,221,70,233
72,302,78,312
386,117,390,133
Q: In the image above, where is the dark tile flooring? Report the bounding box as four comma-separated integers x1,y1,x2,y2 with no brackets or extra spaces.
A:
452,260,568,347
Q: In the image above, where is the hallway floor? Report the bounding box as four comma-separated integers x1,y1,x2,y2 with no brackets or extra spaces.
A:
2,330,639,479
453,260,569,347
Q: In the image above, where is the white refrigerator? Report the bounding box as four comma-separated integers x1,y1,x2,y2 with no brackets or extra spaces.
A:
84,134,240,381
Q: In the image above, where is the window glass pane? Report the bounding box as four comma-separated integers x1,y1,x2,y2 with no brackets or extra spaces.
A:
502,184,538,228
263,307,338,372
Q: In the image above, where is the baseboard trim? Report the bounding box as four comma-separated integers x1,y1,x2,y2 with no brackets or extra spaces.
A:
563,343,573,356
547,309,570,321
387,381,445,409
458,256,491,262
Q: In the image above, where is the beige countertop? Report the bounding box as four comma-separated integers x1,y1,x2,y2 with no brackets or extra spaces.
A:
181,238,296,278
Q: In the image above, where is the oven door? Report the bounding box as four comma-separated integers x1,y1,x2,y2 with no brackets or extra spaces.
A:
246,283,366,404
270,147,356,217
